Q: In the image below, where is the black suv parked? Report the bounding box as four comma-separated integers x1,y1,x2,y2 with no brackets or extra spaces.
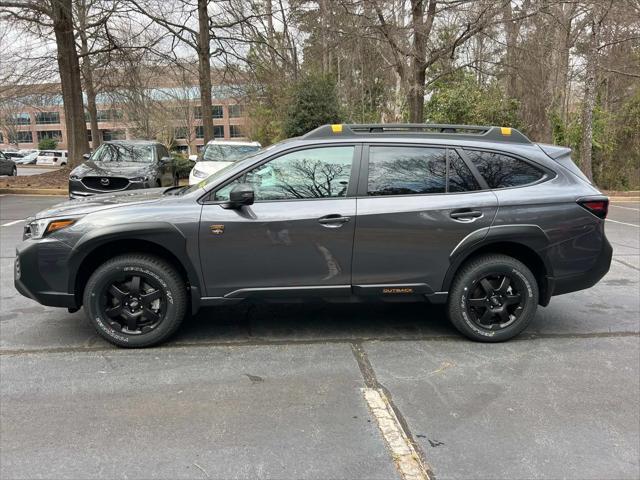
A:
15,124,612,347
68,140,177,198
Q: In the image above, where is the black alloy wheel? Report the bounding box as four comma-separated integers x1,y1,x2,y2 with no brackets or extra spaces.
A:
101,273,165,334
464,273,525,330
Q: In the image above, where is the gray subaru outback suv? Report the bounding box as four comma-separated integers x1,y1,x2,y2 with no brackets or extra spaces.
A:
15,124,612,347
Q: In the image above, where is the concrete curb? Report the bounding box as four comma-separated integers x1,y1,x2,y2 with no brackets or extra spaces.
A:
0,188,67,196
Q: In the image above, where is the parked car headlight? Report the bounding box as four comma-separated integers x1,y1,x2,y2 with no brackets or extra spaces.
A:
26,217,81,240
69,174,81,181
130,176,148,182
192,168,208,179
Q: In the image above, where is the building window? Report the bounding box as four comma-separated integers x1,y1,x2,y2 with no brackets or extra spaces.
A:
212,105,223,118
87,129,92,142
229,125,244,138
194,106,202,120
95,109,122,122
8,113,30,125
37,130,63,141
35,111,60,124
102,129,125,141
195,126,203,139
214,125,224,138
228,104,244,118
175,127,188,139
10,131,34,143
0,131,3,142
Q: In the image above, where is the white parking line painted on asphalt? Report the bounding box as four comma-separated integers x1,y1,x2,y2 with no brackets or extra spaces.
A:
607,218,640,228
1,219,23,227
362,388,430,480
610,204,640,212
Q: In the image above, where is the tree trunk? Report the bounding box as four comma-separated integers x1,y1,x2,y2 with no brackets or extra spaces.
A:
197,0,214,143
579,16,599,182
78,24,100,150
51,0,89,167
408,0,428,123
502,0,519,99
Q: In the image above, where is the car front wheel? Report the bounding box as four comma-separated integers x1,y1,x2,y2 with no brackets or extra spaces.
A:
11,166,17,176
83,254,187,348
447,254,539,342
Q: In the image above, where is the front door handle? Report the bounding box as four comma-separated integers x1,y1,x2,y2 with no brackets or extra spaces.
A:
450,209,483,221
318,214,351,228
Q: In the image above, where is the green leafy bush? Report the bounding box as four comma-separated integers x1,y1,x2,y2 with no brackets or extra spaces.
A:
171,152,195,179
38,138,58,150
283,74,342,138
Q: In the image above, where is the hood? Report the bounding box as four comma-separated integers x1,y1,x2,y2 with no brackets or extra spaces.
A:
32,187,170,220
193,161,233,175
71,160,155,178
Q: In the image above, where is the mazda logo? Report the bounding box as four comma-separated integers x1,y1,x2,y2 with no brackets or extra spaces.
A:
100,178,110,186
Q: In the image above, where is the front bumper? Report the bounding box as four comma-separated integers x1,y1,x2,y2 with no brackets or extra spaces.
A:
69,179,151,199
14,237,77,308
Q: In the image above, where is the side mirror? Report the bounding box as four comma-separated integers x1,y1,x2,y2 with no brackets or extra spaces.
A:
160,156,172,164
224,183,255,209
82,153,90,160
188,154,198,161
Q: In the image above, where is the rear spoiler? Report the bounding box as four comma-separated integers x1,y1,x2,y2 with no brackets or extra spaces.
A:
537,143,591,184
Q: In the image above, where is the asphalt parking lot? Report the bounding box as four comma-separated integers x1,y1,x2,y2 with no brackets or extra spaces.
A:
1,194,638,480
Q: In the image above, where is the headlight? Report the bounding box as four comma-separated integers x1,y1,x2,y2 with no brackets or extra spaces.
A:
192,168,208,179
26,217,80,240
130,176,148,182
69,174,81,181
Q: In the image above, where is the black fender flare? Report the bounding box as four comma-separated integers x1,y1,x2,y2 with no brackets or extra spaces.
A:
442,224,554,293
67,221,203,312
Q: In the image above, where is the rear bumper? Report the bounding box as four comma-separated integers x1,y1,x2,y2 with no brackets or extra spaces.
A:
14,238,77,309
544,235,613,303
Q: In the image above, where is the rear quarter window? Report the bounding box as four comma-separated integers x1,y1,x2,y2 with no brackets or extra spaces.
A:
466,150,545,188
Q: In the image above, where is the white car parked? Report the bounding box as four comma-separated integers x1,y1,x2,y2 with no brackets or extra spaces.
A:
188,140,261,185
36,150,68,166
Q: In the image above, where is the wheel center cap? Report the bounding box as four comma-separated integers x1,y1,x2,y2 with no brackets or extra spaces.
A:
490,295,501,306
129,298,140,309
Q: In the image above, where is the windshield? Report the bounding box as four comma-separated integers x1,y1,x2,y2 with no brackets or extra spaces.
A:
181,144,276,195
42,151,62,157
92,143,153,163
199,144,259,162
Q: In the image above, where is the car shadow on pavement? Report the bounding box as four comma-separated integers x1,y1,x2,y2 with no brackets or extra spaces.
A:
175,302,458,346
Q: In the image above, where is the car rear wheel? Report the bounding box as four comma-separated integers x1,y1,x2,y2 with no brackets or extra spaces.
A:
83,254,187,348
447,254,538,342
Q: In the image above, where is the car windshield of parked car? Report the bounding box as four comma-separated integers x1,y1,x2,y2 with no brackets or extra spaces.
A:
92,143,153,163
199,144,260,162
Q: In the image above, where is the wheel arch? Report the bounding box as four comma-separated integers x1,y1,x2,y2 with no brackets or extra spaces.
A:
443,225,554,306
68,223,203,313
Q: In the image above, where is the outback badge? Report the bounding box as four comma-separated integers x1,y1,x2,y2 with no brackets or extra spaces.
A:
210,224,225,235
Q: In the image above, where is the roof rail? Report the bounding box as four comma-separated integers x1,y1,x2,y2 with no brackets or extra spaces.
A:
303,123,532,144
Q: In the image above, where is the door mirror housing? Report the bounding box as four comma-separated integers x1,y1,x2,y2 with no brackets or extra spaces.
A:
160,156,172,164
82,153,90,160
224,183,255,209
188,154,198,161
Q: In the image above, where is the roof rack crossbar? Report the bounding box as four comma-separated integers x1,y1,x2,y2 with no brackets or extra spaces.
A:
303,123,531,144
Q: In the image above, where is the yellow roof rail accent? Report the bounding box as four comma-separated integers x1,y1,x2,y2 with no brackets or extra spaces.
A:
331,124,343,133
500,127,512,136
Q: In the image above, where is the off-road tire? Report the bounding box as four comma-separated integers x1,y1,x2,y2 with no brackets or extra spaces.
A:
83,254,187,348
447,254,538,342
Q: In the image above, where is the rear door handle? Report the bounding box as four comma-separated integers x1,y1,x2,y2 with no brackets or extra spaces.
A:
450,209,483,221
318,214,351,227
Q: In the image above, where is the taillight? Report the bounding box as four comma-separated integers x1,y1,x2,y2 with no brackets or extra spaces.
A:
578,198,609,219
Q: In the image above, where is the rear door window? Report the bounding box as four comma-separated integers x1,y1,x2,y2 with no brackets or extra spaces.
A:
367,146,480,196
466,150,544,188
368,146,446,195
